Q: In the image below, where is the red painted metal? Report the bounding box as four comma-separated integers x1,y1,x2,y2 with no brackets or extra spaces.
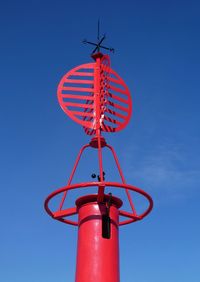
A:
57,53,132,134
75,195,121,282
45,51,153,281
45,180,153,226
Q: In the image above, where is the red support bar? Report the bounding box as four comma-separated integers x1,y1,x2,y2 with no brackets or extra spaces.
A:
59,144,90,211
97,128,105,201
119,210,141,220
53,207,77,219
106,144,137,216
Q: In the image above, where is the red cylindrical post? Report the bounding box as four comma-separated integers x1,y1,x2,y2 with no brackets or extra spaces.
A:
75,194,122,282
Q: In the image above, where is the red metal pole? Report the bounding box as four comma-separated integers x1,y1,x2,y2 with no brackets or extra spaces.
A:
94,55,105,202
75,194,122,282
59,144,90,211
106,144,137,215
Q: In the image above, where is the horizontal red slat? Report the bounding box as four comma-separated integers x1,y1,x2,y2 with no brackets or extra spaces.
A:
105,108,126,120
61,94,94,100
103,115,121,125
85,99,94,104
62,86,94,92
83,106,93,120
83,107,93,114
101,123,115,132
109,85,127,95
72,110,94,117
108,76,120,84
84,129,95,135
64,79,94,84
83,115,93,122
64,102,94,109
107,100,129,113
108,92,128,104
73,71,94,77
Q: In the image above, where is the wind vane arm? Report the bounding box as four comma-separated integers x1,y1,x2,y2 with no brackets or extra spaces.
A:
83,38,115,54
82,21,114,54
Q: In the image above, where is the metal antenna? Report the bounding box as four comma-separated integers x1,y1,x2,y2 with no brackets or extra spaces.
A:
97,19,100,42
82,20,114,54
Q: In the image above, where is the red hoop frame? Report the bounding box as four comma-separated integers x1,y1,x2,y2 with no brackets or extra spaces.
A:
44,141,153,226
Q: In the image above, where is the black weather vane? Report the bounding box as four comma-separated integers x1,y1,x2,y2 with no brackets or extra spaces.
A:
82,20,114,54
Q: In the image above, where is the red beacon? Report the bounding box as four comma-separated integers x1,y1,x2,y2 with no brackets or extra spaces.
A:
44,34,153,282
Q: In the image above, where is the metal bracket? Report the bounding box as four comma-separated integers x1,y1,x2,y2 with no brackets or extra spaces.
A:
102,193,112,239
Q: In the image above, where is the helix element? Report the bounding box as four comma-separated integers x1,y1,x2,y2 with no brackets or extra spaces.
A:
57,54,132,134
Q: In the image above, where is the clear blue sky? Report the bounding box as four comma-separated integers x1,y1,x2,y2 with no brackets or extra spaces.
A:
0,0,200,281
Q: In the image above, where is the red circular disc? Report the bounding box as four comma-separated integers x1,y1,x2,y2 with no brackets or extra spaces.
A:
57,55,132,134
57,62,96,129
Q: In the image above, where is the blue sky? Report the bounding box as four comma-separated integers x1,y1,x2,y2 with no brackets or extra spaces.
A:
0,0,200,281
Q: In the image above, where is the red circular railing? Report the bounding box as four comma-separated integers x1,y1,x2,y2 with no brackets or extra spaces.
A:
44,181,153,226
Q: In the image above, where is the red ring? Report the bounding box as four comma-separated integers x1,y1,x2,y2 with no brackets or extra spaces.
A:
44,181,153,226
